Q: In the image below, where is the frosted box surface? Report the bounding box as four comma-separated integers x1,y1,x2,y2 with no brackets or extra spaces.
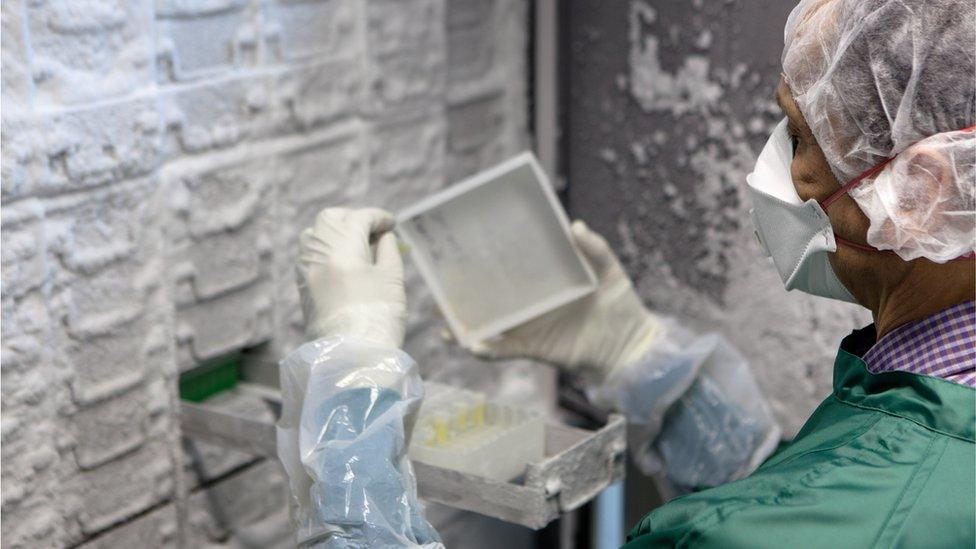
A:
397,152,596,347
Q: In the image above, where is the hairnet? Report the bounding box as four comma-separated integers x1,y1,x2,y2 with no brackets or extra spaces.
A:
782,0,976,262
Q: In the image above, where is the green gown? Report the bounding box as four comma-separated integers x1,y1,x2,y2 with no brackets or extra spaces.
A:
626,326,975,548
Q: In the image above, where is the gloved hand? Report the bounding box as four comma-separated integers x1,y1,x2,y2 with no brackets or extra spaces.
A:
297,207,406,348
467,220,661,384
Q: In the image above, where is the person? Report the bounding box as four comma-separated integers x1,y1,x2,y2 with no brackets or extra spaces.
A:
276,0,975,546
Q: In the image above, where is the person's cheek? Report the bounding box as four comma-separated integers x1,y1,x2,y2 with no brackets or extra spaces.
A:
789,152,823,202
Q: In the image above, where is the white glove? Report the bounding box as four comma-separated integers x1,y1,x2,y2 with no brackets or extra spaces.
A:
468,220,661,384
297,207,406,348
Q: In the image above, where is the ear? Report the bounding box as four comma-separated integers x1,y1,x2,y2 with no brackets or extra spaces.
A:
898,144,952,214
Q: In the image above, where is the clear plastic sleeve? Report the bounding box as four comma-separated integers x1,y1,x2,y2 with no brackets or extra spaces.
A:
587,317,715,470
276,336,443,548
589,318,780,489
653,335,781,490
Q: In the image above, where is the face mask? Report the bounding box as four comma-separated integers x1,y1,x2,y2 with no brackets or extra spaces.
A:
745,119,858,303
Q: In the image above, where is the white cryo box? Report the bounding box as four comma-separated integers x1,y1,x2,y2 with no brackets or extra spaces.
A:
396,152,597,347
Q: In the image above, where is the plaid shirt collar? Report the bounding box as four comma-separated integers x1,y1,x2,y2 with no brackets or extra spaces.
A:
863,301,976,387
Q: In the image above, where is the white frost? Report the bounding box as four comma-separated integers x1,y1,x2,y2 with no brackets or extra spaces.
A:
628,5,723,116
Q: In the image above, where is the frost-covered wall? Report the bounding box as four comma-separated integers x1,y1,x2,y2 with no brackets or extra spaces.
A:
565,0,870,437
1,0,531,546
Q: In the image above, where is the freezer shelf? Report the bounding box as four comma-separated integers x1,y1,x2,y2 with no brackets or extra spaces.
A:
179,383,626,530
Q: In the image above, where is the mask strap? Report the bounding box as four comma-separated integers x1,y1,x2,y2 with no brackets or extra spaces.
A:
820,124,976,210
819,156,895,210
817,124,976,261
833,235,885,254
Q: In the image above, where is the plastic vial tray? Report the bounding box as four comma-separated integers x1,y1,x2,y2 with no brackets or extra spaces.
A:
397,152,597,347
409,382,546,481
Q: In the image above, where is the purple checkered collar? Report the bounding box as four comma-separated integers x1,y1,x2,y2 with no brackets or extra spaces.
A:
863,301,976,387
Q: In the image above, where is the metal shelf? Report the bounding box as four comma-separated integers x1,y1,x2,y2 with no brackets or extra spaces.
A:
180,383,626,530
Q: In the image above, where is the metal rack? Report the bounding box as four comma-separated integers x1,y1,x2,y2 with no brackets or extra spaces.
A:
180,383,626,530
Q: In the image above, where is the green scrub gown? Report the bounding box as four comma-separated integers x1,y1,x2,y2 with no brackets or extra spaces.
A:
626,325,975,548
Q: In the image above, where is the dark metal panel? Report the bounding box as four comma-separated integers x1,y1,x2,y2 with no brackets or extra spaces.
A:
564,0,793,303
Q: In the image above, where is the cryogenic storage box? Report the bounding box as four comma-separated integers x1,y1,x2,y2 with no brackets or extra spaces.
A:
397,152,597,347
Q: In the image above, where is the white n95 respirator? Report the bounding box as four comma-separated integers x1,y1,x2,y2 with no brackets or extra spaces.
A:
745,119,858,304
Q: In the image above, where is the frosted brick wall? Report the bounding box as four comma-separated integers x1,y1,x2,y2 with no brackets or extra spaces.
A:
1,0,530,546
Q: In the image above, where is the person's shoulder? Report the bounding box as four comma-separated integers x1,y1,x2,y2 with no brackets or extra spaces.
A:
627,412,973,548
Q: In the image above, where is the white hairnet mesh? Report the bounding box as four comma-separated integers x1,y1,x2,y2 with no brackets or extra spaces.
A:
782,0,976,262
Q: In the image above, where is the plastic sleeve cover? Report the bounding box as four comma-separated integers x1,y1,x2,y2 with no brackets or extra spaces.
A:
653,333,781,490
276,336,443,548
587,318,781,488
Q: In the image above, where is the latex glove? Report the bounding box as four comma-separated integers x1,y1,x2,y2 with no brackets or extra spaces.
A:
468,220,661,384
297,208,406,348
